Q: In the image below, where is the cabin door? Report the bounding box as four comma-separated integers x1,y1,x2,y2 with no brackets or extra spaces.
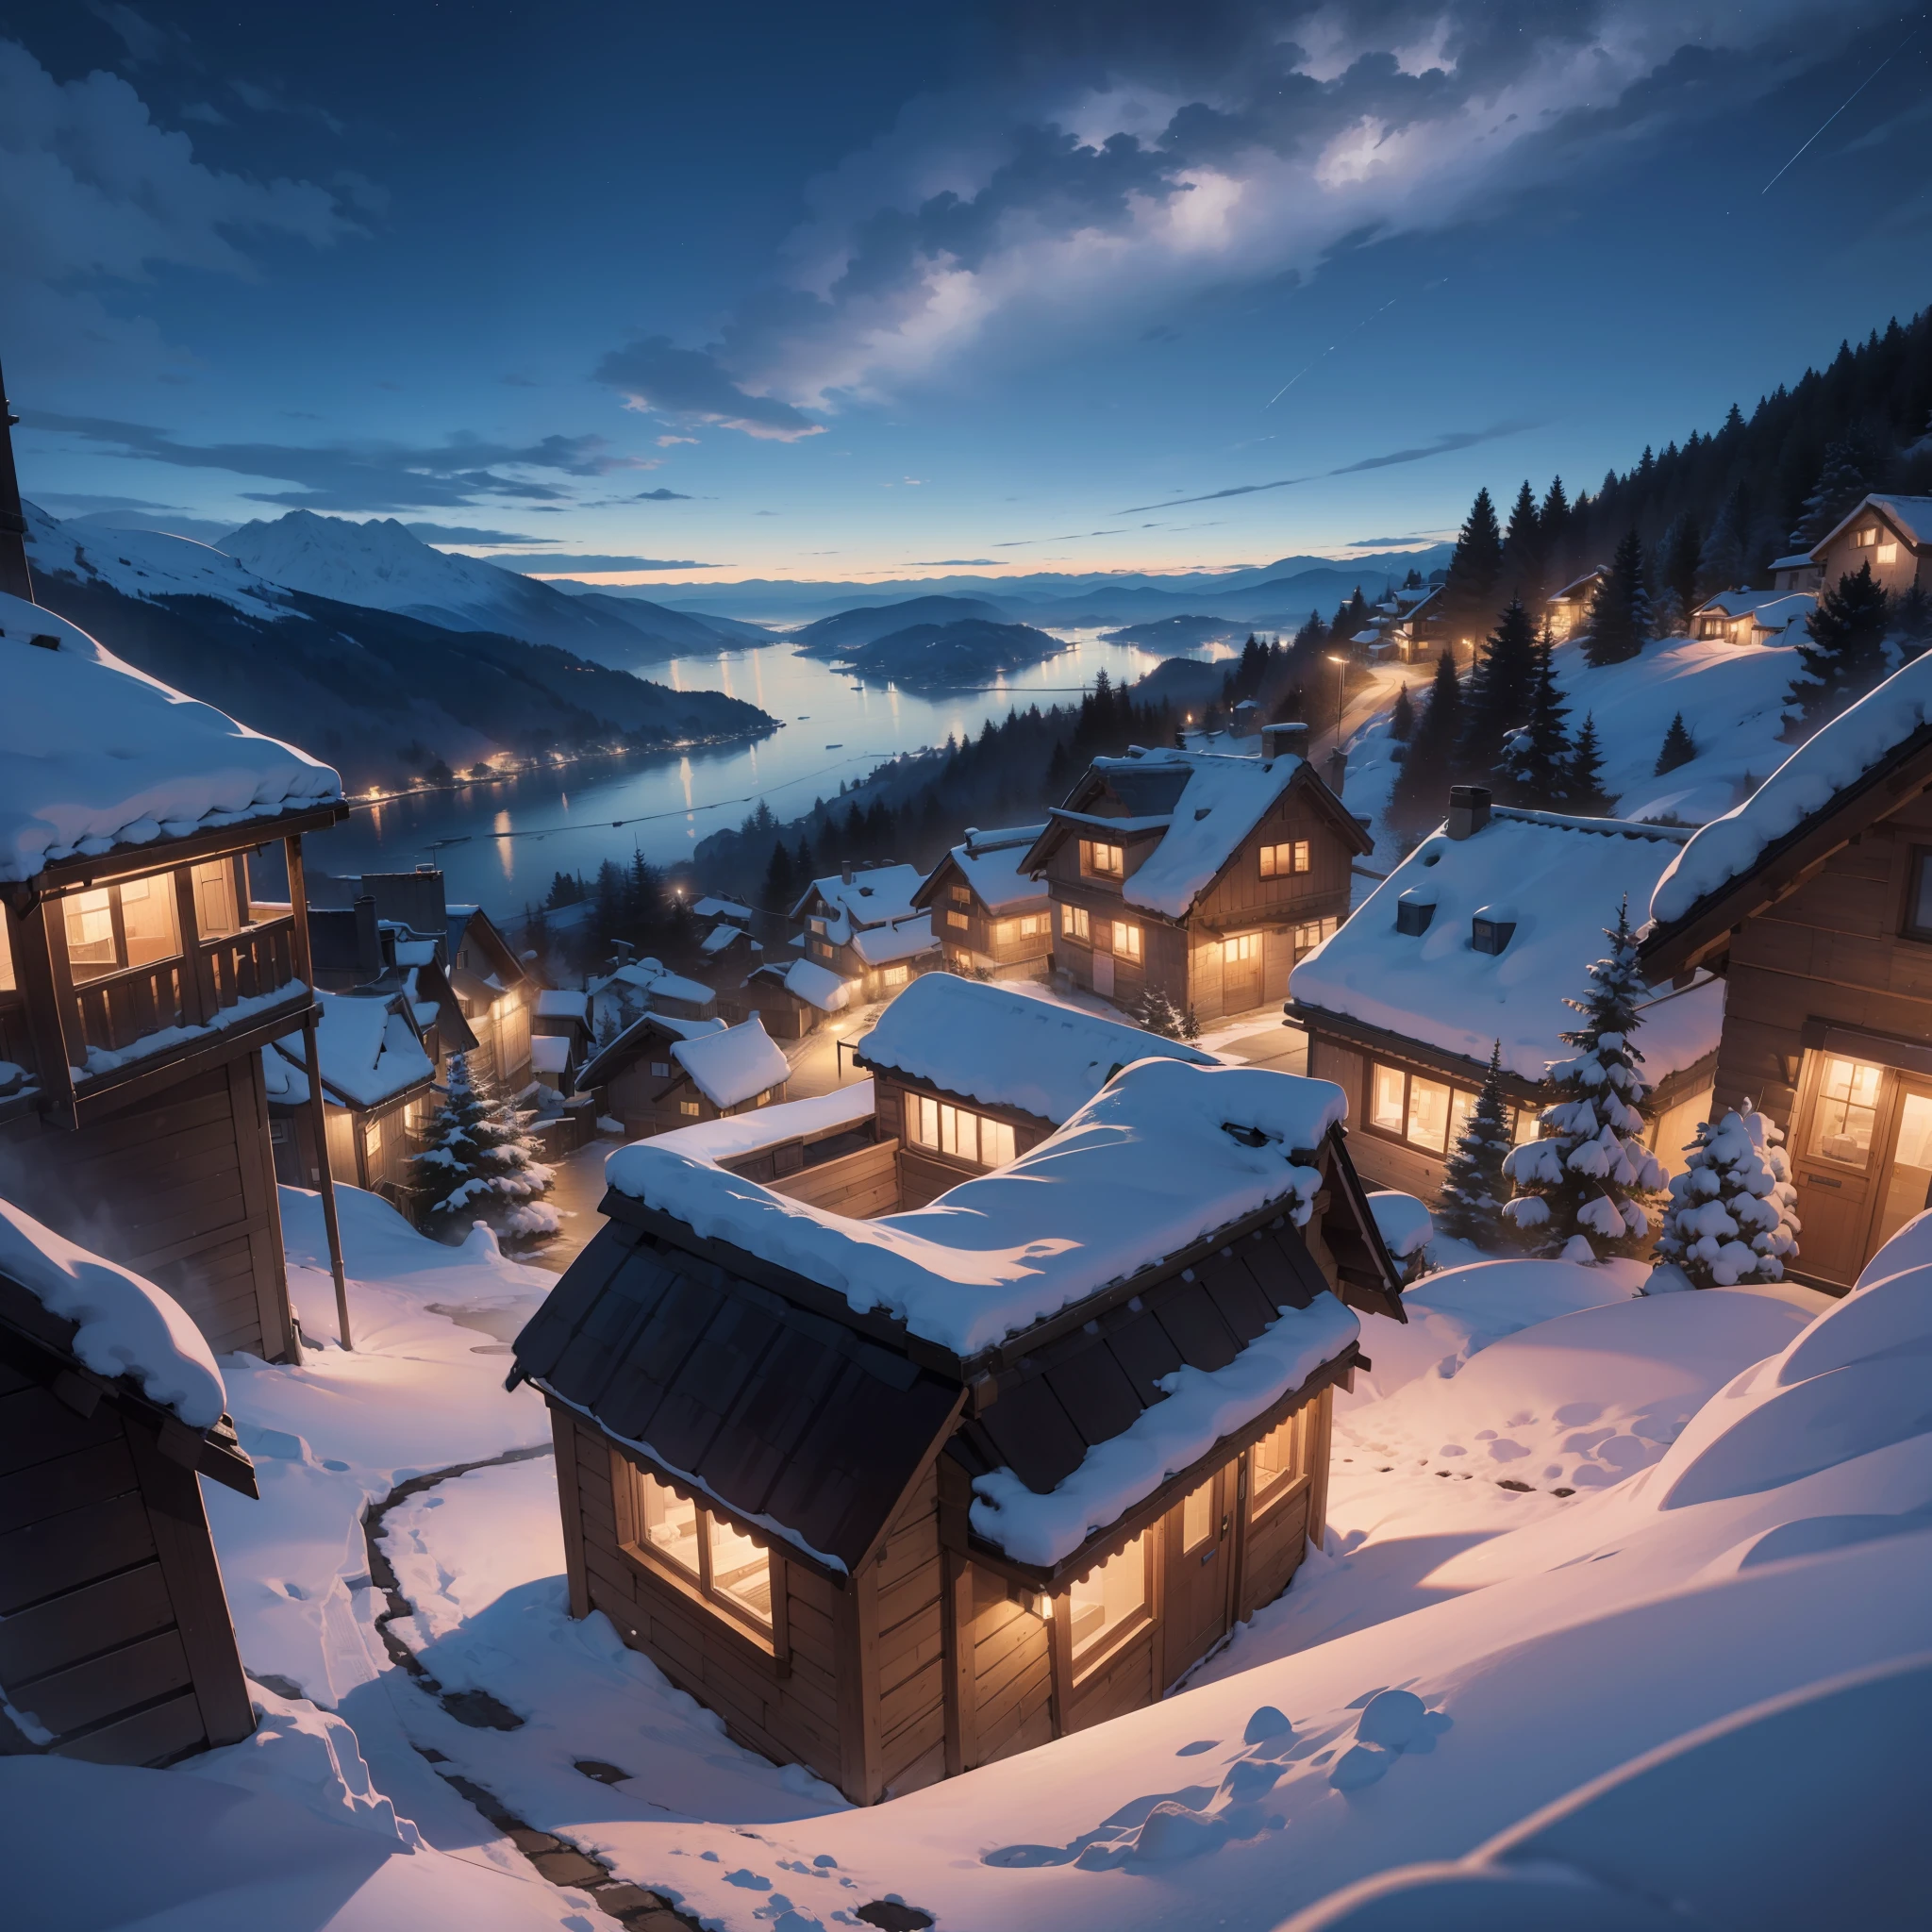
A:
1091,951,1115,997
1161,1464,1236,1690
1221,933,1263,1014
1866,1082,1932,1272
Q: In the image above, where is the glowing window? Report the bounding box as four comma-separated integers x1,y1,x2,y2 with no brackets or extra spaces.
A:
0,914,13,993
911,1094,1015,1168
1222,933,1260,965
1181,1479,1215,1551
1293,916,1339,955
639,1472,700,1576
1112,922,1142,962
1061,904,1091,942
1252,1412,1304,1505
1877,542,1900,566
1809,1055,1883,1166
1083,840,1125,878
61,874,181,983
1406,1075,1452,1153
1446,1087,1476,1154
1067,1534,1147,1663
881,963,911,987
1371,1063,1407,1135
947,910,971,930
629,1471,774,1633
708,1513,774,1627
1258,841,1312,878
679,1100,701,1117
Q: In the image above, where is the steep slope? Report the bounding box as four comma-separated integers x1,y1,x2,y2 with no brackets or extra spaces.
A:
221,511,743,669
792,593,1016,654
25,505,774,791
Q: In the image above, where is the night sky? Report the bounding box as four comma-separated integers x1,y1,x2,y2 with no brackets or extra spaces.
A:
6,1,1931,584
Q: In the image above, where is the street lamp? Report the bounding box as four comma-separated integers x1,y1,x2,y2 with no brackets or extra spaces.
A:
1324,652,1347,741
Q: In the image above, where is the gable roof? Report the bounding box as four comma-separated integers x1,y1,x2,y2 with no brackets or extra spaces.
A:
269,989,435,1111
1643,647,1932,974
672,1016,790,1109
446,904,525,987
1024,745,1371,922
848,912,937,967
577,1008,727,1090
0,591,342,884
855,974,1216,1124
1548,567,1607,604
912,824,1050,916
1810,492,1932,558
1292,806,1717,1085
790,864,924,928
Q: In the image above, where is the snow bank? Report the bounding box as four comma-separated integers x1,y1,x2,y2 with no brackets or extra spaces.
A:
607,1058,1345,1357
0,590,341,882
857,972,1214,1123
972,1292,1359,1565
671,1015,790,1108
1652,646,1932,925
0,1195,225,1428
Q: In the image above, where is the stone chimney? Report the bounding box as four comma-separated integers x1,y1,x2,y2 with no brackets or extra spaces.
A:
841,858,854,885
1446,784,1492,840
1260,721,1307,762
1324,746,1347,795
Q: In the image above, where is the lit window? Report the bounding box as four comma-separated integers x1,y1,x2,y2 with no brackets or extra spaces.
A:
679,1100,701,1117
192,859,242,940
882,963,910,987
1222,933,1260,966
951,884,972,907
1251,1412,1304,1506
1877,542,1900,566
1258,841,1312,879
1018,913,1048,938
1181,1479,1215,1551
911,1093,1016,1168
640,1472,700,1575
1061,904,1091,942
1511,1107,1541,1145
61,874,182,984
1809,1055,1883,1166
1293,916,1339,955
629,1471,774,1632
0,913,13,993
364,1115,385,1162
948,910,971,930
1112,922,1142,962
1855,525,1877,547
1371,1063,1407,1135
1407,1076,1452,1153
1082,840,1125,878
708,1513,774,1625
1067,1534,1147,1664
1446,1087,1476,1153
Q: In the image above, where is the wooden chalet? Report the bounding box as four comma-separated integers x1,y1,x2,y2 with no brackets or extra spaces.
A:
589,956,718,1045
913,825,1052,981
445,900,533,1093
854,972,1217,1208
1024,732,1369,1024
508,1057,1404,1806
0,585,346,1363
1291,787,1723,1203
1641,647,1932,1291
578,1012,789,1141
0,1201,258,1767
1690,587,1815,646
262,988,437,1200
1544,568,1605,642
1807,493,1932,603
721,958,854,1041
791,863,939,1000
1771,550,1824,594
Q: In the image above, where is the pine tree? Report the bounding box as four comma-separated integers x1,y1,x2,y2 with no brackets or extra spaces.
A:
1584,530,1651,665
760,837,795,912
1501,900,1667,1260
1442,487,1505,648
408,1053,558,1245
1496,627,1572,808
1785,562,1891,729
1565,712,1609,812
1656,513,1703,621
1457,596,1539,779
1789,436,1879,550
1435,1042,1518,1249
1654,712,1696,775
1134,989,1184,1039
1648,1104,1801,1291
1389,684,1416,742
1391,649,1463,831
1179,1006,1201,1042
1501,479,1544,600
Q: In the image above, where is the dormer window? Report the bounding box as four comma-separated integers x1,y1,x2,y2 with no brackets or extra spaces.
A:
1394,890,1435,936
1471,906,1516,955
1081,839,1125,879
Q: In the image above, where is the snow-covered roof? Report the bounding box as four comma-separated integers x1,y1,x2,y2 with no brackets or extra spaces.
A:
692,895,753,923
1772,550,1820,571
0,591,342,884
1368,1191,1433,1260
605,1056,1348,1357
1548,568,1605,602
671,1016,791,1109
530,1034,573,1075
1293,807,1721,1084
849,913,938,967
700,923,747,955
1695,587,1799,620
596,958,715,1008
783,957,854,1011
1351,627,1381,645
391,937,438,968
641,1080,876,1166
1745,591,1816,636
0,1195,225,1429
535,989,588,1021
921,824,1050,915
1651,646,1932,930
791,864,924,926
1053,746,1311,921
271,990,434,1111
856,974,1216,1123
1809,491,1932,556
577,1008,724,1089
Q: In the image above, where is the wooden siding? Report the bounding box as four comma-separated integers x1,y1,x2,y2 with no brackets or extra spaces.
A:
0,1361,254,1765
0,1056,293,1360
871,1073,1054,1210
602,1058,786,1142
768,1139,902,1219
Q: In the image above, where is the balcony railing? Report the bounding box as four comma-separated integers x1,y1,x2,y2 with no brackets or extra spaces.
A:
70,915,303,1071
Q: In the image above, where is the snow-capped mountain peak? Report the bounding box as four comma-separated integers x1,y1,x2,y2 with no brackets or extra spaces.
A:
25,501,292,620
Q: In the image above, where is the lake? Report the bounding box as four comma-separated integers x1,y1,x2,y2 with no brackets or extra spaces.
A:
301,630,1233,916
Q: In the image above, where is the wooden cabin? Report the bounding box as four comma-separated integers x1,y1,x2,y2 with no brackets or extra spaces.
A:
1807,493,1932,603
0,1203,258,1767
578,1012,789,1141
0,598,345,1363
1024,732,1368,1024
1690,587,1815,646
262,989,437,1201
1641,648,1932,1291
446,901,533,1094
791,864,939,999
721,958,855,1041
508,1057,1404,1806
1771,550,1824,594
912,825,1052,982
1291,787,1723,1202
854,972,1217,1208
589,957,718,1047
1544,568,1605,642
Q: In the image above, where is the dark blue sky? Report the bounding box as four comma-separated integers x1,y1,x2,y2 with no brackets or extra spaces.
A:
5,2,1930,584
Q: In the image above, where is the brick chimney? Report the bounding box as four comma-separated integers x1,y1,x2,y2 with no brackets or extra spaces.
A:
1446,784,1492,840
1260,722,1307,762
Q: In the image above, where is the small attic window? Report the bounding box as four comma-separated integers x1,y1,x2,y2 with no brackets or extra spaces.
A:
1394,889,1435,936
1470,906,1516,955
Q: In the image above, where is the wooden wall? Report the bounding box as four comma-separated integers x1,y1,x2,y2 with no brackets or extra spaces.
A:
1,1055,293,1360
767,1139,901,1219
870,1074,1054,1209
0,1362,255,1765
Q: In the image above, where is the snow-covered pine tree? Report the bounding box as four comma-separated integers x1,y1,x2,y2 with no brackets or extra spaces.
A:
1654,711,1696,775
1788,436,1879,551
1648,1104,1801,1291
1134,988,1184,1039
1501,899,1667,1260
1583,530,1652,666
1564,712,1609,812
1435,1041,1517,1249
1179,1006,1201,1042
1784,561,1890,730
409,1052,558,1245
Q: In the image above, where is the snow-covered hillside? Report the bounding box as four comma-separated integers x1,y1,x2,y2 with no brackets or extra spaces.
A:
25,500,293,621
222,510,758,668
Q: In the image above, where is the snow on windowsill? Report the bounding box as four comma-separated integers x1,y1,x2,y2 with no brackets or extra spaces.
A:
72,982,310,1082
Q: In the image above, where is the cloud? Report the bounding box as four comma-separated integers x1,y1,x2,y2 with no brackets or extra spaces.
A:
22,410,651,511
595,335,824,441
656,433,698,446
404,523,552,545
88,3,172,65
910,558,1000,565
632,487,693,501
491,554,710,573
1113,421,1537,512
230,76,345,136
617,1,1861,416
